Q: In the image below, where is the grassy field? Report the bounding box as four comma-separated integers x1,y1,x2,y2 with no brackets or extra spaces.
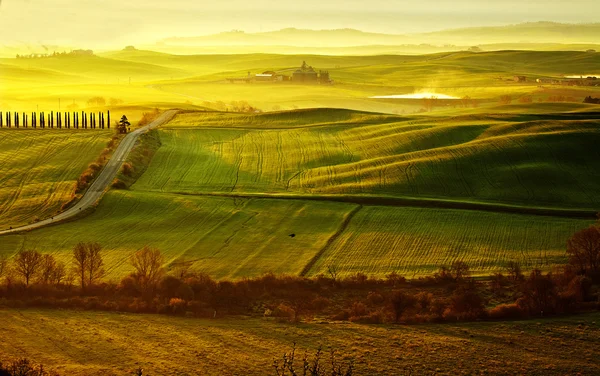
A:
0,191,353,280
0,190,592,280
136,109,600,210
0,129,112,229
0,50,599,280
2,50,599,114
0,308,598,375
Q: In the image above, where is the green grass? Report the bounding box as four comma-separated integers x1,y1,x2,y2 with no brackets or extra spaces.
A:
0,129,112,229
306,206,591,277
0,190,591,279
0,191,353,280
135,110,600,210
0,308,599,375
1,50,599,280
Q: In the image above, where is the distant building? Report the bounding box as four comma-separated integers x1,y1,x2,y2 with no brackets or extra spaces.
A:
255,73,274,82
227,61,330,84
292,61,331,84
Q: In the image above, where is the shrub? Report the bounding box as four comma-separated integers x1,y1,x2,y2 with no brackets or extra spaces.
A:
111,179,127,190
273,303,295,320
310,296,331,311
168,298,187,315
390,291,417,322
121,163,134,177
366,291,385,306
489,303,526,320
348,301,368,318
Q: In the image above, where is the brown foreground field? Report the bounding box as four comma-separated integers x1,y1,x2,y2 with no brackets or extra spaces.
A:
0,308,598,375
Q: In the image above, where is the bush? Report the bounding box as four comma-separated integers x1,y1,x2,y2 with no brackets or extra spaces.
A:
273,303,295,320
121,163,134,177
111,179,127,189
366,291,385,306
311,296,331,311
489,303,526,320
168,298,187,315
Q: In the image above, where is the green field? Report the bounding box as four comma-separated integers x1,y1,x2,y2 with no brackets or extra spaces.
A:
1,308,598,375
0,190,592,280
0,50,599,280
139,110,600,210
2,50,599,114
0,129,112,229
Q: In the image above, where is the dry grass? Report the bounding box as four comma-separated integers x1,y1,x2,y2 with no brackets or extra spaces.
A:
0,308,598,375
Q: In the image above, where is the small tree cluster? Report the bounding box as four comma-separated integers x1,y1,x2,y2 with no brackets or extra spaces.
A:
0,358,59,376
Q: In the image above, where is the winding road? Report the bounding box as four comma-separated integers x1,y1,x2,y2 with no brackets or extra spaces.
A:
0,110,179,236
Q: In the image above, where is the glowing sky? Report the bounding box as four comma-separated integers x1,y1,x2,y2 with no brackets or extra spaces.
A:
0,0,598,47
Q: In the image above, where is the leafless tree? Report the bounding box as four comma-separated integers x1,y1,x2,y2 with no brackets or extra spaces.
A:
39,254,57,285
327,264,340,283
73,242,88,290
130,246,165,294
52,261,67,285
86,243,105,287
13,250,42,286
567,226,600,276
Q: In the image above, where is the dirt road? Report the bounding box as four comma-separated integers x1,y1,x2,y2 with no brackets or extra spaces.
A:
0,110,178,235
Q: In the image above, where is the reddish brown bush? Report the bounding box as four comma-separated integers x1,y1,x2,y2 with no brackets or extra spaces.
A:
489,303,526,320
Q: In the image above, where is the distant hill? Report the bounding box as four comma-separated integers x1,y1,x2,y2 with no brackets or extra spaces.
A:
421,22,600,44
158,22,600,48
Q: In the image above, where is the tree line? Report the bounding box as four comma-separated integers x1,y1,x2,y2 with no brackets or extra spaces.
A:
0,111,110,129
0,220,598,324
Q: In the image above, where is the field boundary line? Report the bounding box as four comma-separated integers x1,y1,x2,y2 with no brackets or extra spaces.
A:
299,204,362,277
167,191,598,219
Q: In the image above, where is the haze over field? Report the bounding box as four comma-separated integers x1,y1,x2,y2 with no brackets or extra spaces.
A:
1,0,599,54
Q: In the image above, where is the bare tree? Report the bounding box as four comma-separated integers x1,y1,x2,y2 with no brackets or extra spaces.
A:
567,226,600,276
130,246,165,294
327,264,340,283
39,254,57,285
52,261,67,285
73,242,88,290
86,243,105,287
13,250,42,286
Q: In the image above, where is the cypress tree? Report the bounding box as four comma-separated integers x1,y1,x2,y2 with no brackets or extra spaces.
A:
0,111,3,127
107,110,110,129
15,112,19,128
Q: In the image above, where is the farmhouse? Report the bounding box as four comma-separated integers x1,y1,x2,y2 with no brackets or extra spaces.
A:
292,61,331,84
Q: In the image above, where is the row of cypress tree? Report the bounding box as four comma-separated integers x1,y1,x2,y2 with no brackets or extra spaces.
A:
0,111,111,129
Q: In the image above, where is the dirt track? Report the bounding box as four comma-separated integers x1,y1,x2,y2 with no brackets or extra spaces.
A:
0,110,178,236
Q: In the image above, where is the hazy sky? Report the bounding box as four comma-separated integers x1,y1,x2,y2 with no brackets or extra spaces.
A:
1,0,598,47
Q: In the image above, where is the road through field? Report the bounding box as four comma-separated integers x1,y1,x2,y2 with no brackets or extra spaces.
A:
0,110,178,236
